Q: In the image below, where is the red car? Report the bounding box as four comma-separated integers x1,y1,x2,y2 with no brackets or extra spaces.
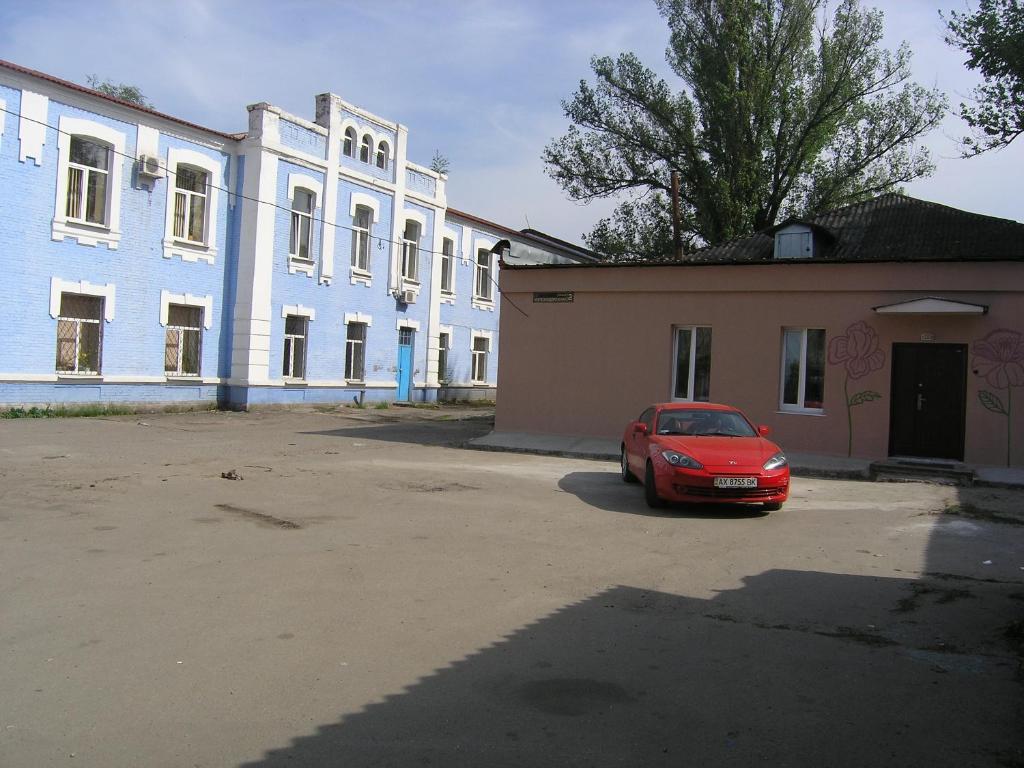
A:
621,402,789,510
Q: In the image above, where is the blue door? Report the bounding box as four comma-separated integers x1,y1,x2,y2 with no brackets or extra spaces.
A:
397,328,414,401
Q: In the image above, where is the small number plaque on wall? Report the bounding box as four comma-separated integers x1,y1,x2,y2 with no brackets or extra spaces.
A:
533,291,574,303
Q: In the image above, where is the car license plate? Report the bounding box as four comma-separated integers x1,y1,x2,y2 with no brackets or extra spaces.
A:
714,477,757,488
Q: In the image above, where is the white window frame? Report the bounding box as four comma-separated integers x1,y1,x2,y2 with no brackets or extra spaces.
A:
402,220,421,283
52,117,126,249
173,165,209,244
359,134,372,163
55,292,104,375
375,140,390,169
289,188,315,261
438,330,451,385
441,237,455,295
159,290,213,378
351,205,372,273
162,147,222,264
474,248,493,302
779,327,826,413
345,321,367,382
343,126,357,158
164,303,203,377
671,326,712,402
282,314,309,381
471,332,491,385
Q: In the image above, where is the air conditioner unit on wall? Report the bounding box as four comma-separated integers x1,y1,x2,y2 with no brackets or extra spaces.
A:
137,154,164,178
401,290,417,304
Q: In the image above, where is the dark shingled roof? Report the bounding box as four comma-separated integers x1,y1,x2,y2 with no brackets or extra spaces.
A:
687,193,1024,264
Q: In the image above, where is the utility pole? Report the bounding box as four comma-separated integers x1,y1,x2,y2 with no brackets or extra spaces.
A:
670,171,683,260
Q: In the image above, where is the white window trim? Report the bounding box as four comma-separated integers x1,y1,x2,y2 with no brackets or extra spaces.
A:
287,173,323,202
281,304,316,321
349,192,381,222
671,325,711,402
401,211,427,286
52,116,126,249
472,239,497,307
343,312,372,327
159,290,213,329
470,331,492,385
349,194,379,286
779,327,826,414
440,236,457,298
287,175,320,277
396,318,421,331
162,147,222,264
50,277,115,321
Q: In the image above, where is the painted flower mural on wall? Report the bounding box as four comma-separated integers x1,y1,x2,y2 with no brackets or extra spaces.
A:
828,322,885,457
972,328,1023,467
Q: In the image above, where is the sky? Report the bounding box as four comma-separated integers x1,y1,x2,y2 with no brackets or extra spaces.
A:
1,0,1021,246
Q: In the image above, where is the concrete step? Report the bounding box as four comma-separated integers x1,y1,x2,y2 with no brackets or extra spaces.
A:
870,459,975,486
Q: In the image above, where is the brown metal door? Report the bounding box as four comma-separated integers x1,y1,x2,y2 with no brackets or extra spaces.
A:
888,343,967,460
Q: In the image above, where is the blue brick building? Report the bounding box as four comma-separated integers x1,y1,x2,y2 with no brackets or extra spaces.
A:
0,60,594,409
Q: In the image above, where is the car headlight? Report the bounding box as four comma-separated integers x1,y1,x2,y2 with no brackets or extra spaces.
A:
661,450,703,469
763,452,788,470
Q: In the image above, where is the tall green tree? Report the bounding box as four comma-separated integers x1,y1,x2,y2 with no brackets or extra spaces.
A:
943,0,1024,156
86,75,153,109
544,0,946,260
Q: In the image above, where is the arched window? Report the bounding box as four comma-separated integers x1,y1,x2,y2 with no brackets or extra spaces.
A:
375,141,389,169
401,220,420,282
343,127,357,158
359,135,372,163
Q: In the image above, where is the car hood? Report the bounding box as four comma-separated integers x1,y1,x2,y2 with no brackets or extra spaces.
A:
655,435,780,470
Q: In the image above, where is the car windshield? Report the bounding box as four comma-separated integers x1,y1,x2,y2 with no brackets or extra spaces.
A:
655,408,757,437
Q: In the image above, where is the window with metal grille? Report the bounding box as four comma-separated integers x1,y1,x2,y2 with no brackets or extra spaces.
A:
672,326,712,401
351,205,371,271
283,315,307,379
781,328,826,410
401,221,420,282
471,335,489,383
173,165,209,243
474,248,492,301
164,304,202,376
441,238,454,294
345,322,366,381
66,136,110,226
55,293,103,374
438,332,450,384
289,188,314,261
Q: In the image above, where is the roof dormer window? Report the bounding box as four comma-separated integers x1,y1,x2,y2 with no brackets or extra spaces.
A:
774,226,813,259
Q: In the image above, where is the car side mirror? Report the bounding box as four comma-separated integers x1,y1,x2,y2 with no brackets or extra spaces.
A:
758,425,771,437
633,422,649,435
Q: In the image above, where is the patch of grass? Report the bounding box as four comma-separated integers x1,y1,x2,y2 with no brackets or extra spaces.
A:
1,404,139,419
439,398,495,408
313,404,339,413
348,401,367,410
373,401,390,410
942,503,1024,527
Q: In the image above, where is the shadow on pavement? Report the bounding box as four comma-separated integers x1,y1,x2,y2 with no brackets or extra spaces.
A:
558,470,770,519
301,418,494,449
240,566,1022,767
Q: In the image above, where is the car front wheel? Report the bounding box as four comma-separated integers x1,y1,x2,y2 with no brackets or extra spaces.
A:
644,461,664,508
621,446,638,483
763,502,783,512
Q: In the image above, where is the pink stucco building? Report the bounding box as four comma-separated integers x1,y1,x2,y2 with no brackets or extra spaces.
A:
493,195,1024,469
